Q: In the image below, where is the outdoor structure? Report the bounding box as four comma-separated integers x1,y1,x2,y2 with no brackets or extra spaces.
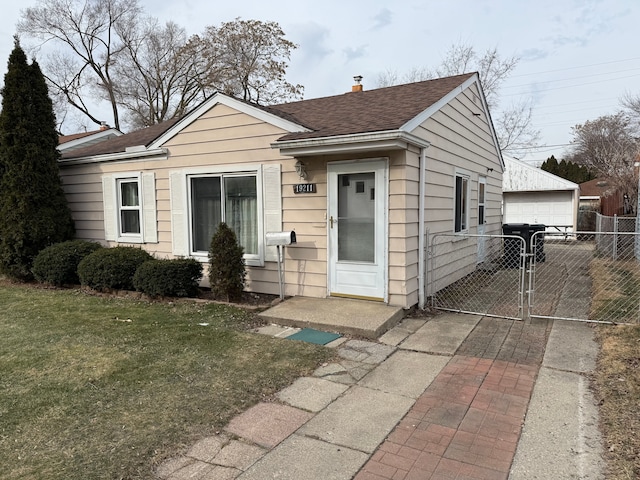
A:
58,124,123,154
579,178,626,217
58,73,503,309
502,155,579,232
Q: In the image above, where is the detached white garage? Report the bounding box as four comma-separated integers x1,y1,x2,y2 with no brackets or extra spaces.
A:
502,156,579,232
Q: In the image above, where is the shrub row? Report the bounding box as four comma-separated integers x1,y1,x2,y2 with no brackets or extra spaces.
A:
32,242,203,298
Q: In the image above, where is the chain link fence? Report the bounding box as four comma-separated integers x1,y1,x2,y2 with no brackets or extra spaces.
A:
530,231,640,324
428,233,525,320
428,231,640,324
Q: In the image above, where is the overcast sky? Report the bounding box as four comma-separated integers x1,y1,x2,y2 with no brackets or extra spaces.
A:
1,0,639,164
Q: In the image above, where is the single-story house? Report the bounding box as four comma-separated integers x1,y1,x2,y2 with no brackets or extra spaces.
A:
58,124,123,153
58,72,504,309
502,155,579,232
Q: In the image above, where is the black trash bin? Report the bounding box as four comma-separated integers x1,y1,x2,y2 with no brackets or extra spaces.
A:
529,224,546,262
502,223,529,268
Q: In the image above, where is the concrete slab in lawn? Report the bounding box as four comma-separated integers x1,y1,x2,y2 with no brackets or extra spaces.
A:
225,402,312,449
358,350,450,399
238,434,368,480
298,385,414,453
277,377,349,412
400,313,481,355
214,440,266,471
543,320,598,373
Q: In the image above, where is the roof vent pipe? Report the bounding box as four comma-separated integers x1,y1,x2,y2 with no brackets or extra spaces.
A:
352,75,363,92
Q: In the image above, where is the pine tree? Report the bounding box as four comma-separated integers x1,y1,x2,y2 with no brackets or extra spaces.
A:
0,38,74,280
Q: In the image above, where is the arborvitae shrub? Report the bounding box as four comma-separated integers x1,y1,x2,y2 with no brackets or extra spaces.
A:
133,258,203,297
77,246,153,291
208,223,246,302
32,240,103,286
0,39,75,280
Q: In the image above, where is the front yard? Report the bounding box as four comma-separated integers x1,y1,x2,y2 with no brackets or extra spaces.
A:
0,281,332,479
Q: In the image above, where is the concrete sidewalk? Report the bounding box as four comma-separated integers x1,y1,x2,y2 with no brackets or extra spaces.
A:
155,313,605,480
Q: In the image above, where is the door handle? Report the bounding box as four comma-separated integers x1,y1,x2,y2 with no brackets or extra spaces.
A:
329,216,334,228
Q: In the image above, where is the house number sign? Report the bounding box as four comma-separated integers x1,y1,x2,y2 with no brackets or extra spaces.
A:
293,183,317,194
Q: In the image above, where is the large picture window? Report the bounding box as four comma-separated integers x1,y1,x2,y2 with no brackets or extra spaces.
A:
454,173,469,232
190,174,258,255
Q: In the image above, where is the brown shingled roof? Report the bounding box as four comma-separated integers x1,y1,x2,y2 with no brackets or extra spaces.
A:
59,130,102,144
271,73,475,142
60,73,477,160
60,117,181,159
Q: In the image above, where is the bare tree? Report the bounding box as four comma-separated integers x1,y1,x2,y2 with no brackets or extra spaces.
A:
568,113,640,211
18,0,142,131
200,18,303,104
111,19,214,128
375,43,539,154
19,3,303,131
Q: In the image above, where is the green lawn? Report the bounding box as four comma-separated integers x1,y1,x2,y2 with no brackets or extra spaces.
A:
0,282,333,479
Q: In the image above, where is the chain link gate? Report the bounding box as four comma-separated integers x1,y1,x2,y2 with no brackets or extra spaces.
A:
428,233,526,320
428,231,640,325
528,231,640,324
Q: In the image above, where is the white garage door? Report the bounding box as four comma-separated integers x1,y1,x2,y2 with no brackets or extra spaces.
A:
503,191,575,229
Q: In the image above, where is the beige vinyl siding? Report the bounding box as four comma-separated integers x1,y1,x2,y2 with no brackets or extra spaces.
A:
415,84,503,295
59,103,297,295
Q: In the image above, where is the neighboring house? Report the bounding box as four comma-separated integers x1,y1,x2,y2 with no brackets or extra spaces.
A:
579,178,626,216
58,124,123,153
58,73,503,309
502,155,579,232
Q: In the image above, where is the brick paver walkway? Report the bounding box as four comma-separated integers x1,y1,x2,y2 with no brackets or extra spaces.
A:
355,318,551,480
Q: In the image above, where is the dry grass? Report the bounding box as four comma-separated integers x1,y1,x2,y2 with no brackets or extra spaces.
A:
593,324,640,479
0,282,333,480
589,258,640,323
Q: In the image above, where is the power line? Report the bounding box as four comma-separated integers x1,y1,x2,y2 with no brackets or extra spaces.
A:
509,57,640,78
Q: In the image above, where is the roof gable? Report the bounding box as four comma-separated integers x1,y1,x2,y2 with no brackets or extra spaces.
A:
503,155,579,192
272,73,476,142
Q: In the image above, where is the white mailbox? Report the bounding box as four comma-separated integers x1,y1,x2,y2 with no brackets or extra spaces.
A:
266,231,296,246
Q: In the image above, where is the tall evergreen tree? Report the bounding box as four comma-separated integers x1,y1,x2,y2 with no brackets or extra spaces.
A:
541,155,594,184
0,38,74,280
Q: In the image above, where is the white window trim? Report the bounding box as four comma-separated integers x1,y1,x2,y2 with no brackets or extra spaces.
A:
171,163,273,267
454,170,470,233
116,175,144,243
102,172,157,244
478,175,487,226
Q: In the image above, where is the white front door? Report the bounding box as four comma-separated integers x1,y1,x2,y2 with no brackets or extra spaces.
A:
327,160,388,301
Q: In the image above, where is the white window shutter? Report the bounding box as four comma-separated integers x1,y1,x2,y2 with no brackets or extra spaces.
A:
102,175,117,241
262,164,282,262
169,171,189,256
141,172,158,243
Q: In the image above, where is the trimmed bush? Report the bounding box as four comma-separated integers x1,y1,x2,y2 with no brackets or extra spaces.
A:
32,240,103,286
133,258,203,297
208,223,246,302
78,246,153,291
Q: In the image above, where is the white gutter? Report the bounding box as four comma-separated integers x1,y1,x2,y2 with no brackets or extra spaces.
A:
58,147,168,166
418,147,428,309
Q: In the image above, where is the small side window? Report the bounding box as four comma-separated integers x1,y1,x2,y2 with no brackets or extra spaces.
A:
455,173,469,232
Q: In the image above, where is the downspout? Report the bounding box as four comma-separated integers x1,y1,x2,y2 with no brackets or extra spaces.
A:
418,147,427,309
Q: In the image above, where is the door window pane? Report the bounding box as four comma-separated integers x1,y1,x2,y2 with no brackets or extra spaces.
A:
338,172,375,262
